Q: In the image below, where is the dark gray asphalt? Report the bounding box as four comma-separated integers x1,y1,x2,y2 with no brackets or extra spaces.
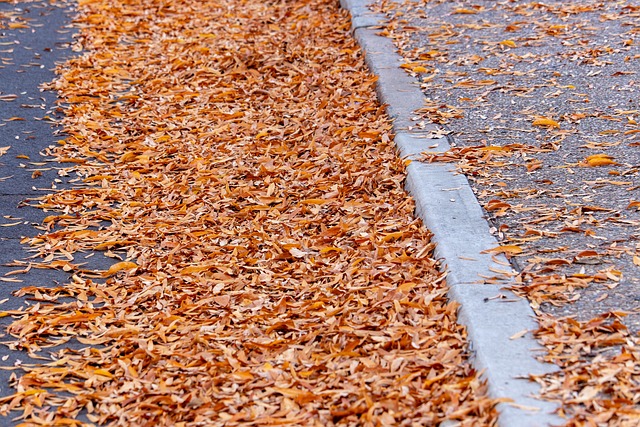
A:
0,1,76,422
390,0,640,332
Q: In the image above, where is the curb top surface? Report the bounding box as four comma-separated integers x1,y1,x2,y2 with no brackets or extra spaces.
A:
341,1,565,425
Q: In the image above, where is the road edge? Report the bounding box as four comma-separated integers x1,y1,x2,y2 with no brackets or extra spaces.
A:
339,1,564,426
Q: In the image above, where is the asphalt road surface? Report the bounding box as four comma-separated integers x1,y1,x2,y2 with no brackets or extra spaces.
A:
392,0,640,332
0,1,77,423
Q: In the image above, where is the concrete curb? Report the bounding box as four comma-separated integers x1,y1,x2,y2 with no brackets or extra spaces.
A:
340,1,564,426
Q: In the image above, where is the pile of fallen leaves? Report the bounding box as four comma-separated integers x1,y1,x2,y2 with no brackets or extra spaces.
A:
0,0,497,425
533,312,640,425
377,0,640,424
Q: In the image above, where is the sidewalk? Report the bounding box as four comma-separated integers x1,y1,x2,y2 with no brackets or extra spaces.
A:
0,0,497,425
342,0,640,426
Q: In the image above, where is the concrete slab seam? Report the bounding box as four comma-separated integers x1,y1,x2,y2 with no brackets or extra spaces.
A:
341,2,564,426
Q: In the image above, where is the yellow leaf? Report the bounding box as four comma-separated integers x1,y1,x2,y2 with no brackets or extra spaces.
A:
119,152,137,162
633,255,640,266
479,145,508,152
299,198,333,205
83,175,114,183
320,246,342,254
532,118,560,128
94,240,133,250
627,200,640,210
499,40,517,48
483,245,523,255
23,389,46,396
453,8,478,14
232,370,254,380
412,66,428,73
382,231,404,242
584,154,618,167
94,369,113,378
103,261,137,277
8,23,29,29
180,265,211,274
398,282,418,293
272,387,317,403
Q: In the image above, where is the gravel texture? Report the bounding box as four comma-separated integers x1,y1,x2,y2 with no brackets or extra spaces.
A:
384,0,640,333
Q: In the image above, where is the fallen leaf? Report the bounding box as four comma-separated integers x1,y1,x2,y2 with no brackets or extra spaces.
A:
583,154,619,167
532,118,560,128
509,329,529,340
102,261,137,277
627,200,640,210
483,245,524,255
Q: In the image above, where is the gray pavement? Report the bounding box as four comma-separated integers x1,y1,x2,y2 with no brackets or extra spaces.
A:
390,0,640,334
0,1,78,423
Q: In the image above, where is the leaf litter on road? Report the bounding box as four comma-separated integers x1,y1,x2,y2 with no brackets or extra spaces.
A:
0,0,498,425
376,0,640,424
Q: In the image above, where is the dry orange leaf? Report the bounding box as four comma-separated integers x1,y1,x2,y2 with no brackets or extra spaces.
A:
299,198,333,205
103,261,137,277
8,23,29,29
483,245,524,255
382,231,404,242
94,240,134,250
319,246,342,254
499,40,517,48
453,8,478,14
93,369,113,378
83,175,114,182
627,200,640,210
583,154,619,167
532,118,560,128
180,265,211,275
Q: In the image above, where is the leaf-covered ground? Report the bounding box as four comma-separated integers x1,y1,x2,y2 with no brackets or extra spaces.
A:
376,0,640,425
0,0,497,425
